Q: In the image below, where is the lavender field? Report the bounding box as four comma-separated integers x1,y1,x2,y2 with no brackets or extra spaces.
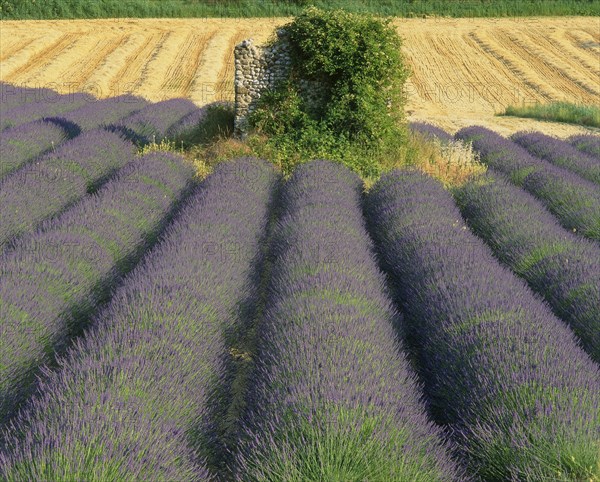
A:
1,85,599,481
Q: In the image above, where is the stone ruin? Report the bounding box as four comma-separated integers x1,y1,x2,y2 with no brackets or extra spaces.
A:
233,28,328,138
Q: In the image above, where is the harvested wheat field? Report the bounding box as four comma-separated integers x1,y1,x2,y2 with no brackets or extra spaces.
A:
0,16,598,136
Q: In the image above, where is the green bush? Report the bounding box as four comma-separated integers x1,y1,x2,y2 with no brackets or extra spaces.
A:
0,0,14,15
247,7,410,178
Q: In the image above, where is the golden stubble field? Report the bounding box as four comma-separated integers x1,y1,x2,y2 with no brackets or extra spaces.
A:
0,16,598,136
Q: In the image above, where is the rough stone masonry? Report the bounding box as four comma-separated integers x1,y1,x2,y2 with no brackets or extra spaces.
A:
234,28,329,137
233,29,292,137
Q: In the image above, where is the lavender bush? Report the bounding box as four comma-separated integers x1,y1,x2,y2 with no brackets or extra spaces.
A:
523,165,600,241
0,152,194,425
409,122,452,142
455,172,600,362
108,98,198,144
235,160,460,481
365,169,600,480
512,131,600,185
54,94,149,132
456,126,600,242
568,133,600,159
0,92,93,131
0,120,71,180
0,158,278,481
0,130,136,251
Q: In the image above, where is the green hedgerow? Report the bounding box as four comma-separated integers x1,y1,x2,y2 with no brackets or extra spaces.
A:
247,7,410,178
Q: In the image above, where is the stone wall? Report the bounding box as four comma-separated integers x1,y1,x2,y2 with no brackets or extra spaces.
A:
233,29,292,137
234,28,329,137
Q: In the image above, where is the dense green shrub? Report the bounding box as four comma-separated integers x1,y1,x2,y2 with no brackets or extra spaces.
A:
0,0,14,15
248,7,410,178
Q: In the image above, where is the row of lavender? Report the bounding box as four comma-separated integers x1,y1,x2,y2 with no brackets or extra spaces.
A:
455,173,600,362
412,122,600,361
1,86,214,190
0,158,599,480
0,160,461,480
0,130,136,251
0,92,93,132
365,170,600,480
0,93,145,182
0,83,146,133
1,93,209,152
0,158,278,481
235,161,459,479
569,133,600,158
1,95,218,252
0,94,205,144
455,126,600,242
512,131,600,185
0,82,62,111
0,152,195,425
409,122,600,162
107,98,204,144
0,119,73,180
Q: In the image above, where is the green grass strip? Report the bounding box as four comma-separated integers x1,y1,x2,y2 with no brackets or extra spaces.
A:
499,102,600,128
1,0,598,20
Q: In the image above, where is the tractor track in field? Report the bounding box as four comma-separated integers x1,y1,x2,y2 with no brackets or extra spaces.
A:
107,32,165,97
564,30,600,57
187,27,258,105
458,33,544,106
467,31,555,103
215,29,255,103
501,31,599,101
59,35,128,91
3,33,79,82
1,32,63,78
5,34,79,84
582,27,600,43
127,31,174,99
160,31,215,98
529,30,600,83
427,33,519,108
0,37,37,63
547,31,600,81
187,29,234,105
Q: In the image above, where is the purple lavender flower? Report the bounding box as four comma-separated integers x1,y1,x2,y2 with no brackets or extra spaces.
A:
0,120,70,180
0,158,278,481
455,171,600,362
456,126,600,242
568,133,600,159
512,131,600,185
0,83,60,111
236,160,460,480
365,169,600,480
165,104,212,140
409,122,452,142
0,151,194,425
0,129,136,251
108,98,198,144
54,94,149,132
0,92,94,131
